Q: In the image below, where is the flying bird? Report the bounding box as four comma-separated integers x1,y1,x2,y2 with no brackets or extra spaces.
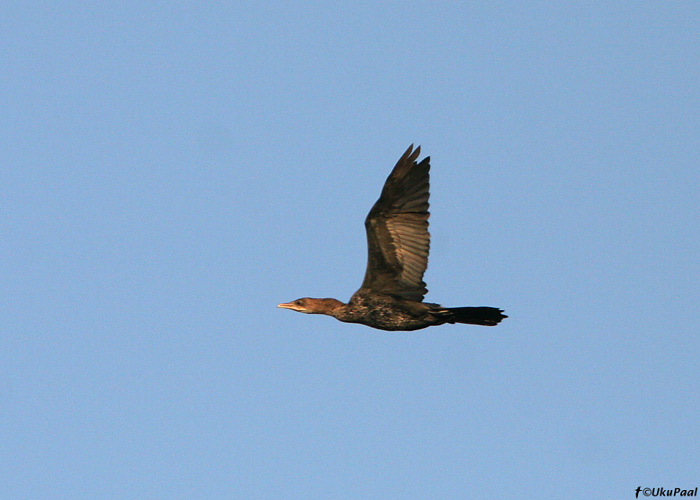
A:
278,145,507,331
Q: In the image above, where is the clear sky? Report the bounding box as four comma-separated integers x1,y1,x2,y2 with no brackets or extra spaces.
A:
2,2,698,499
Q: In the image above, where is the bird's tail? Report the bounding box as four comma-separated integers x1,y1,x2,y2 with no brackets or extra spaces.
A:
445,307,507,326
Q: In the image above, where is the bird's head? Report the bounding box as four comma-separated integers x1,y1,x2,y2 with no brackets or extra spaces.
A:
277,298,313,313
277,297,344,315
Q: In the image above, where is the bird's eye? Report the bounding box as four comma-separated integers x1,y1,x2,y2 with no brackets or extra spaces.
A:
295,300,303,305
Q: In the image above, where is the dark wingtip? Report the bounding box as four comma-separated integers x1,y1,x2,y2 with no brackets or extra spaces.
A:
407,145,421,165
391,144,423,176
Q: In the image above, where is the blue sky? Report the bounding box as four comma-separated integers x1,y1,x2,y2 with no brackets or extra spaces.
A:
2,2,698,499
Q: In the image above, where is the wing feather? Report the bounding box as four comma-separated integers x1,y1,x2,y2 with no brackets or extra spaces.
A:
360,145,431,301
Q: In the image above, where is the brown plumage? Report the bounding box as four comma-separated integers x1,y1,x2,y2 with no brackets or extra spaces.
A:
278,145,507,331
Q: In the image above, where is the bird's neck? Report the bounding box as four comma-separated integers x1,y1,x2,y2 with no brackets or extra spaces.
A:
305,298,348,317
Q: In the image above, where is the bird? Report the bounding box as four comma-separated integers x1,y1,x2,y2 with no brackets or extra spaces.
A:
278,145,507,331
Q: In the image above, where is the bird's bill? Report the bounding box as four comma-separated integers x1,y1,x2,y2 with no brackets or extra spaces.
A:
277,302,302,311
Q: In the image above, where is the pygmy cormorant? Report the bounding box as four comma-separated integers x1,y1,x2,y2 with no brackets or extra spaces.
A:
278,145,507,331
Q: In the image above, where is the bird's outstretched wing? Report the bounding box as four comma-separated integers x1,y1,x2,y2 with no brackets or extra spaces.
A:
360,145,430,301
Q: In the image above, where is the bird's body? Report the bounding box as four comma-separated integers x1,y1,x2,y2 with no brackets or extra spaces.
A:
278,145,506,331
